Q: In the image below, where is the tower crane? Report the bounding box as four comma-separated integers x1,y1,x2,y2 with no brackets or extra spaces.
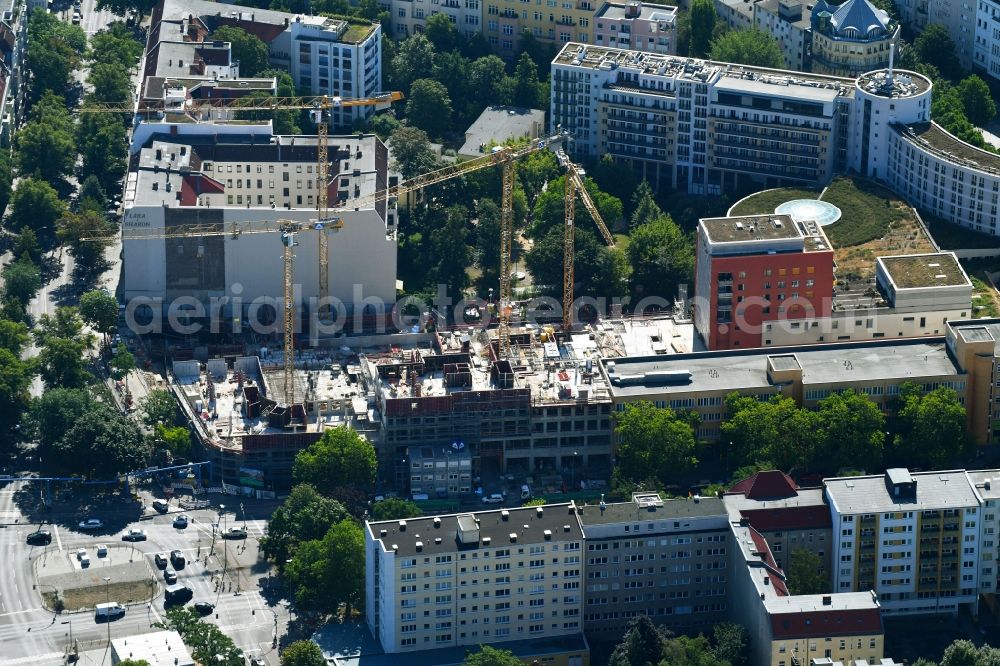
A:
555,150,616,331
83,220,316,407
81,91,404,315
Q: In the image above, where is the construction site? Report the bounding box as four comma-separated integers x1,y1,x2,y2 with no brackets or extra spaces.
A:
167,314,698,492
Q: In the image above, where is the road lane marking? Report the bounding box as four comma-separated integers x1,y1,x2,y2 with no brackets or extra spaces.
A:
0,608,40,618
0,652,64,665
53,526,62,552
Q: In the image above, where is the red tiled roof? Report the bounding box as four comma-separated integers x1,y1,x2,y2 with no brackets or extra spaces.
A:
179,174,225,206
770,608,883,639
748,526,789,596
729,470,799,500
741,505,832,532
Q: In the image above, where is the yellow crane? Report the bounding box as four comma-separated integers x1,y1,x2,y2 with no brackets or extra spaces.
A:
556,150,615,331
81,91,404,315
83,220,316,407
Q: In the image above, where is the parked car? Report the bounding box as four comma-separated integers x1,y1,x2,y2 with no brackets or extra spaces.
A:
163,569,177,584
122,529,147,542
172,514,189,529
223,527,247,540
78,518,103,530
96,544,108,558
154,553,168,569
193,601,214,615
76,548,87,560
25,530,51,546
481,493,504,504
152,499,169,513
170,550,185,567
80,554,90,568
95,602,124,620
164,584,193,605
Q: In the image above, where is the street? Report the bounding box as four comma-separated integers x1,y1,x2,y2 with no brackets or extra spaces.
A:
0,485,289,666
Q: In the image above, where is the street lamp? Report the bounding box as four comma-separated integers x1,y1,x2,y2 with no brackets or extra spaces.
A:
61,619,75,662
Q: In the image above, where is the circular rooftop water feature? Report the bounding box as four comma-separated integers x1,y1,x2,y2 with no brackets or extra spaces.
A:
774,199,842,227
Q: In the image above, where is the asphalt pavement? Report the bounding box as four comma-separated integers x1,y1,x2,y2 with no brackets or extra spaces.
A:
0,485,289,666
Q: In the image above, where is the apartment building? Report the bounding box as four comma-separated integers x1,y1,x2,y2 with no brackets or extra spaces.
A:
578,492,730,637
810,0,898,77
724,471,832,575
729,519,886,666
121,132,397,312
364,504,587,656
896,0,974,71
825,468,982,616
382,0,482,40
149,0,382,129
968,471,1000,609
0,0,28,147
975,0,1000,80
753,0,810,71
551,44,856,195
714,0,757,30
593,1,677,54
693,214,836,350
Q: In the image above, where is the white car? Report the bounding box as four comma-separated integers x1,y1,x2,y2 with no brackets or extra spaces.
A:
481,493,505,505
76,548,87,560
172,514,189,529
78,518,103,530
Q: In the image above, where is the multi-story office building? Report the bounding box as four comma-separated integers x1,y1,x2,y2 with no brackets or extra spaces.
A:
578,492,730,637
551,44,858,195
593,1,677,54
693,214,836,350
364,504,586,655
825,468,982,615
381,0,482,40
753,0,811,71
725,471,832,575
810,0,898,77
121,132,398,312
150,0,382,129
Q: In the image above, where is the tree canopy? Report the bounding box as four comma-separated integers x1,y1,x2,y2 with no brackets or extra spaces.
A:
79,290,120,337
390,126,439,179
293,426,377,495
260,483,350,565
281,641,327,666
155,607,244,666
709,28,785,68
8,178,66,236
285,519,365,614
614,401,698,487
890,384,969,469
689,0,718,58
212,26,271,77
140,389,178,429
786,548,827,595
406,78,453,140
462,646,524,666
371,498,423,521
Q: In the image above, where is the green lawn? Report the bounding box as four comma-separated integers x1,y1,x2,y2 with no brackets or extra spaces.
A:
923,213,1000,250
728,187,820,216
971,275,1000,318
820,177,915,247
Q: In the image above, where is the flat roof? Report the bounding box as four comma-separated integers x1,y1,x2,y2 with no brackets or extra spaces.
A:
579,496,726,526
716,76,839,103
111,631,194,666
825,469,979,513
367,504,583,556
894,121,1000,175
958,326,995,343
701,214,802,243
878,252,970,289
769,354,801,371
459,105,545,157
596,1,678,21
967,469,1000,500
602,338,960,398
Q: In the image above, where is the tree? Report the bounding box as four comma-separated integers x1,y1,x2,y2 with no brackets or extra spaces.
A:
33,307,95,390
260,483,349,564
816,390,885,473
58,410,150,476
941,641,980,666
429,204,471,298
609,615,670,666
517,150,560,204
512,52,542,108
141,390,178,429
89,24,143,68
406,78,453,140
155,424,192,456
462,646,523,666
709,28,785,68
13,229,42,265
79,290,120,338
721,393,821,471
95,0,158,20
0,349,33,442
891,386,969,469
530,174,623,240
371,498,422,521
8,178,66,236
390,126,439,179
469,56,510,107
156,607,244,666
77,107,129,192
293,427,377,495
116,661,151,666
431,50,472,121
15,94,76,186
28,388,99,450
689,0,717,58
285,519,365,614
212,26,270,77
2,256,41,306
281,641,327,666
614,402,698,487
87,62,132,104
0,151,13,217
424,13,459,52
525,227,625,299
786,548,827,595
474,198,502,286
78,175,108,213
628,214,694,299
0,318,29,356
957,76,997,126
109,343,135,379
712,623,750,666
904,23,962,80
25,12,85,102
390,35,436,92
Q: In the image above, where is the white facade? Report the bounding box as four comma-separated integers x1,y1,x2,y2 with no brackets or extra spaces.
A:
849,69,932,180
975,0,1000,80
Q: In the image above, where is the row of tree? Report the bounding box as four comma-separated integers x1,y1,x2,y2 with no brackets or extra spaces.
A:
613,382,969,493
